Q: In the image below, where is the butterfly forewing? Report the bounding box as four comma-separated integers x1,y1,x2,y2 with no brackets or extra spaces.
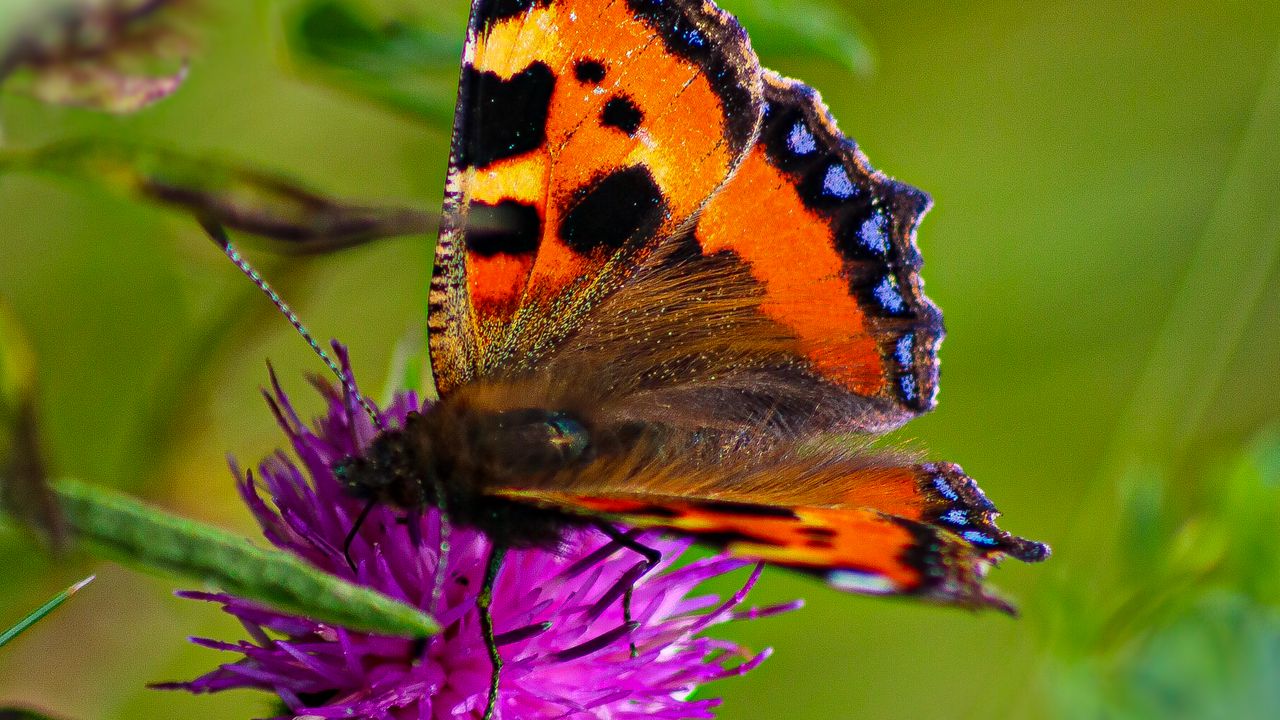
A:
429,0,764,395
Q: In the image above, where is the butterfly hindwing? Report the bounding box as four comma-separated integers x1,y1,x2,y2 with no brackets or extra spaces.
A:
429,0,765,395
829,461,1049,563
495,462,1047,610
688,71,942,431
502,494,1012,610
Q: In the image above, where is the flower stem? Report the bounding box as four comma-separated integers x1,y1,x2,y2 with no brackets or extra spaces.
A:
479,543,507,720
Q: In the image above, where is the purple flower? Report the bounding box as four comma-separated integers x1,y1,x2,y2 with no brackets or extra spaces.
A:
164,356,797,719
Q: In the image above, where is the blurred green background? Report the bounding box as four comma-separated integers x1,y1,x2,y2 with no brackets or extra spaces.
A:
2,0,1279,718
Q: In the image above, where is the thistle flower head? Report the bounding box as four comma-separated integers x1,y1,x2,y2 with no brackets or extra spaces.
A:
166,352,796,718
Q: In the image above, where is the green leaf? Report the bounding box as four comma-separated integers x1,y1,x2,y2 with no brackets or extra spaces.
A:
285,0,461,127
47,479,438,638
0,139,435,251
283,0,873,128
724,0,875,75
0,575,94,648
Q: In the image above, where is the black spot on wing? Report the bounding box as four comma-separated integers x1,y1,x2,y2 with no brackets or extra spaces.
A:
466,200,541,256
458,62,556,170
472,0,549,26
624,0,760,151
574,59,607,84
559,166,668,254
694,530,781,548
601,95,644,136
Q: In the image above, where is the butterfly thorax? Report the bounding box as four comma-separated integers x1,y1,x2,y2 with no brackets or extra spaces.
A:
333,405,608,547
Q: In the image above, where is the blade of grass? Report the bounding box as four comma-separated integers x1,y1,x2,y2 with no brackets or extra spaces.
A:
284,0,460,127
0,300,65,548
1045,38,1280,578
0,575,94,648
48,478,438,638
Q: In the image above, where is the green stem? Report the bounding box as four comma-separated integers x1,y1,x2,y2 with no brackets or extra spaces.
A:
479,544,507,720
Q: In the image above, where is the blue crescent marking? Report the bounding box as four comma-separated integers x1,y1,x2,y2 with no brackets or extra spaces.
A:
787,120,817,155
858,212,889,256
963,531,997,546
873,275,906,313
894,332,915,368
822,164,857,199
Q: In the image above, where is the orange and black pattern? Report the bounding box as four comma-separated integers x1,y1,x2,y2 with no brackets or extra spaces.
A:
416,0,1047,611
499,462,1046,610
429,0,762,394
692,72,942,431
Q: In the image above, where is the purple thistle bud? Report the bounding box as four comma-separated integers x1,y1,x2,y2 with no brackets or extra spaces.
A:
163,357,793,718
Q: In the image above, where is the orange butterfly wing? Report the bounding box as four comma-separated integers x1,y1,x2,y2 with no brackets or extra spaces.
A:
430,3,944,434
497,463,1047,611
688,71,942,431
428,0,763,394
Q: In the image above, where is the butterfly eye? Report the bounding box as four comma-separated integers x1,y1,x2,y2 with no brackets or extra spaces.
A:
545,413,590,460
332,456,367,496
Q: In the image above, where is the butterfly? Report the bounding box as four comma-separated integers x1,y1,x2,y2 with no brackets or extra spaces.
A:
305,0,1051,715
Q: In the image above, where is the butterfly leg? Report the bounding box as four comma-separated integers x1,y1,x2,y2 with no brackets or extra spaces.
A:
478,542,507,720
341,498,377,573
594,523,661,658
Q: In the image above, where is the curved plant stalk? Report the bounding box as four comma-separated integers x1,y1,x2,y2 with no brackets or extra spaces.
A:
0,140,436,252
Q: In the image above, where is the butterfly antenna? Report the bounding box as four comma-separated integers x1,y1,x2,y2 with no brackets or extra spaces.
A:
200,220,384,431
